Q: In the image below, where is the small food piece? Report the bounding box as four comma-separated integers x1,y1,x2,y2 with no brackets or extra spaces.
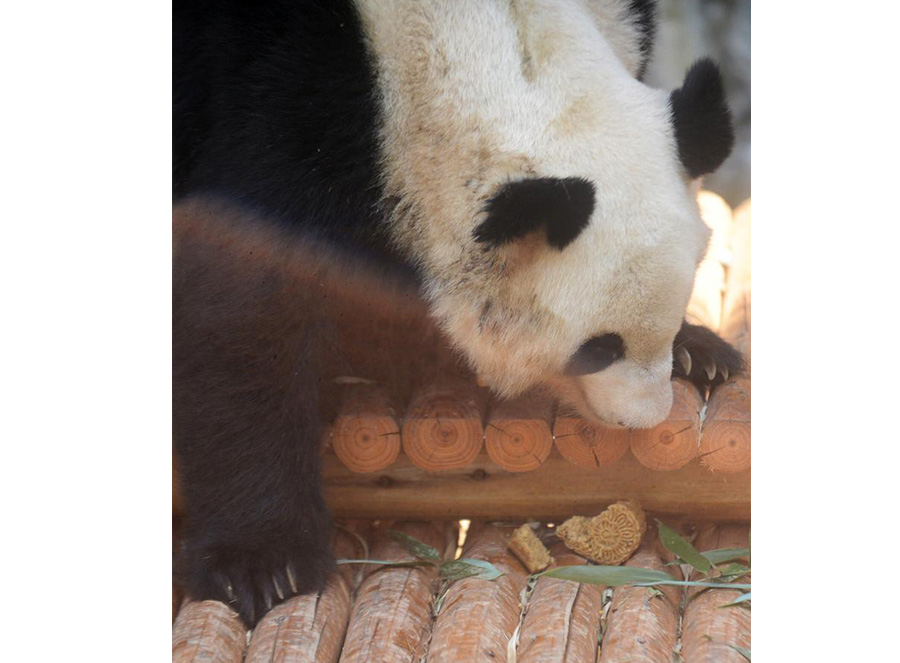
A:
556,500,646,565
507,524,554,572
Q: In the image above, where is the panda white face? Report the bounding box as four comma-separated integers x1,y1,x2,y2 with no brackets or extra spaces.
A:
357,0,732,428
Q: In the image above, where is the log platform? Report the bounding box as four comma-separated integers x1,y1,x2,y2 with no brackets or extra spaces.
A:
173,193,751,660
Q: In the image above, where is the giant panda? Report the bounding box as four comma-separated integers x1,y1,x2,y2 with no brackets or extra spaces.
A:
173,0,743,626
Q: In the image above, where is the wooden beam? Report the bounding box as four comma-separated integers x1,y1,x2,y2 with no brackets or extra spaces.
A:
322,450,749,521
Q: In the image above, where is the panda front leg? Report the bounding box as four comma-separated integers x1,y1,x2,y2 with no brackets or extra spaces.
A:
671,320,745,390
173,220,334,627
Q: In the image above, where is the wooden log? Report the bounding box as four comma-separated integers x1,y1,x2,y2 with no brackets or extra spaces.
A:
630,380,703,471
425,525,528,663
338,522,446,663
516,544,603,663
333,522,375,590
484,394,553,472
599,530,681,663
173,600,246,663
323,450,750,521
702,199,751,473
681,525,751,663
331,384,401,473
244,575,352,663
553,416,630,467
401,382,485,471
686,191,734,331
700,379,751,473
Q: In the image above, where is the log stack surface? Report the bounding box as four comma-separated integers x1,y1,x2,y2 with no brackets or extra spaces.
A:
174,521,751,663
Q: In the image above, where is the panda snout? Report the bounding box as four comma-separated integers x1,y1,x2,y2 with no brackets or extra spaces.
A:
577,361,674,429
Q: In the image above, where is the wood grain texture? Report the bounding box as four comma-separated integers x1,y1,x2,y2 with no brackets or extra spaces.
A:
516,544,602,663
331,384,401,473
244,576,352,663
338,522,446,663
425,525,528,663
484,394,553,472
599,531,681,663
173,600,246,663
630,380,703,471
553,417,630,467
681,525,751,663
402,382,485,471
323,450,749,520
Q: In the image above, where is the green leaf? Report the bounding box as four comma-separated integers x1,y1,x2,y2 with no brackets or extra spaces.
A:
440,558,504,582
720,592,751,607
388,530,443,562
700,548,751,565
729,644,751,660
539,565,675,586
657,521,712,574
336,559,435,568
713,563,751,583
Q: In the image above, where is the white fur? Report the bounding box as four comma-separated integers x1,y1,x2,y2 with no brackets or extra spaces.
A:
356,0,710,427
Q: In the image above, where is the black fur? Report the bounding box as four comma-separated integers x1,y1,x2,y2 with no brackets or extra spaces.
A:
669,58,735,178
173,214,336,627
565,333,626,375
671,321,745,390
627,0,657,80
474,177,596,250
173,0,392,259
173,0,389,628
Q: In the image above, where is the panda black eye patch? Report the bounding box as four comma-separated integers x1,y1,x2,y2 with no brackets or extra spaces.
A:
565,333,625,375
474,177,595,250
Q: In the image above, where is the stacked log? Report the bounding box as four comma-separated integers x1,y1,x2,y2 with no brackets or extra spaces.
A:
515,544,603,663
402,382,485,471
425,525,528,663
681,525,751,663
599,528,682,663
331,384,401,473
553,417,630,467
630,380,703,471
484,394,553,472
172,600,246,663
701,199,751,473
338,522,447,663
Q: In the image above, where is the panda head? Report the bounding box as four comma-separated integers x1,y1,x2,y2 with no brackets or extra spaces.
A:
362,2,735,428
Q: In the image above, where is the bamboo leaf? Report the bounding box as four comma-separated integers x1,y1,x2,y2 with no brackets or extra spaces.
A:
388,530,443,562
657,521,712,573
729,644,751,660
702,548,750,565
539,565,675,586
336,559,435,568
440,558,504,582
720,592,751,607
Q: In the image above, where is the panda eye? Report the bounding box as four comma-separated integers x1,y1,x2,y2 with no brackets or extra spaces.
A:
565,334,625,375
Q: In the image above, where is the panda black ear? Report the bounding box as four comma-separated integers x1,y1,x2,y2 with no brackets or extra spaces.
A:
669,58,735,178
473,177,595,250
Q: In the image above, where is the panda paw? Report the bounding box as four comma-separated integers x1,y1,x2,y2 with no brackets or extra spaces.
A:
671,322,745,390
181,535,335,628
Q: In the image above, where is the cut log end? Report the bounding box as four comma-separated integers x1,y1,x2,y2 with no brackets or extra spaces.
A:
553,417,630,467
630,380,702,471
331,385,401,473
402,383,485,472
702,379,751,473
485,417,552,472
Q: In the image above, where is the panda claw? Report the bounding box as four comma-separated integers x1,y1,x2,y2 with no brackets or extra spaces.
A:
676,347,692,376
286,565,299,593
704,361,717,381
721,365,729,382
273,576,285,601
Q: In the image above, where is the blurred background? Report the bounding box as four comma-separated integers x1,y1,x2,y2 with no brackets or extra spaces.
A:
644,0,750,206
